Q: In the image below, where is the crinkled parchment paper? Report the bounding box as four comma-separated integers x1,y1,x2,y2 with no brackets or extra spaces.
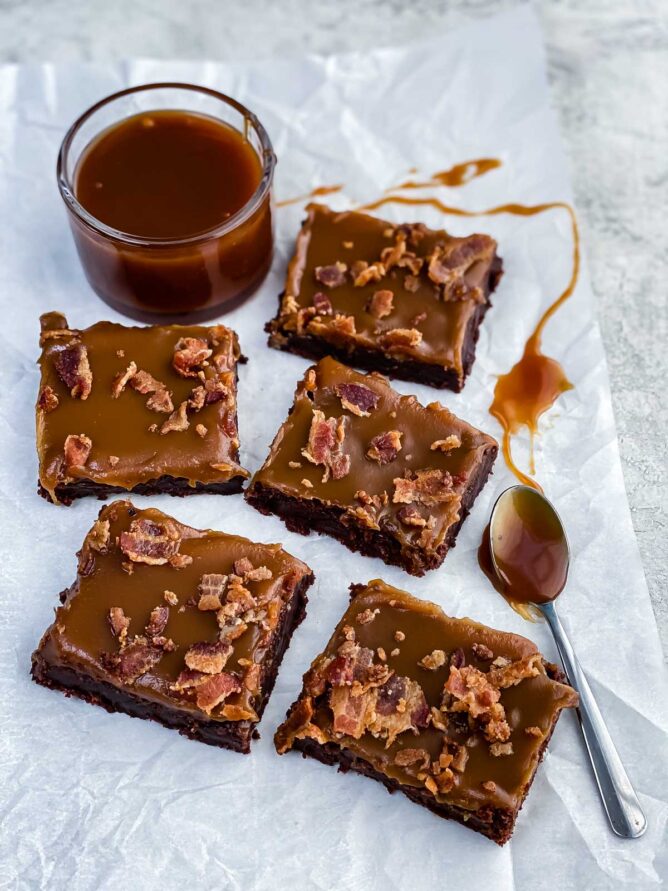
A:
0,7,666,889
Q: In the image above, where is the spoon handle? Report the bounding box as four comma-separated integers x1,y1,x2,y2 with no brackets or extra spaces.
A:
540,601,646,838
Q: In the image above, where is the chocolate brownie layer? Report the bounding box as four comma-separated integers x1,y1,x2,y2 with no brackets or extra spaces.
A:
275,581,577,843
31,501,314,753
246,357,498,575
266,204,503,391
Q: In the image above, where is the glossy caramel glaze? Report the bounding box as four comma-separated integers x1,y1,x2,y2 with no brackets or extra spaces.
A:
33,501,312,723
491,488,569,605
268,203,500,386
248,357,497,563
36,313,248,502
478,525,543,623
276,579,577,814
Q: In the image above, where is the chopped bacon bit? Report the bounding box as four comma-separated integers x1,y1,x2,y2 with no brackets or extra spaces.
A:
195,671,242,713
145,605,169,638
367,289,394,319
403,274,420,293
525,725,543,738
482,780,497,792
160,401,189,434
52,342,92,399
198,573,227,611
391,648,400,657
379,327,422,349
243,662,262,695
117,349,125,358
111,361,138,398
397,505,427,528
353,262,385,287
450,648,465,669
119,517,181,565
195,423,207,438
302,478,313,488
130,370,165,395
106,640,163,683
245,566,273,582
108,607,130,642
233,557,254,577
392,468,460,507
419,649,446,671
431,435,461,452
366,430,403,464
377,647,387,661
172,337,212,378
148,423,158,434
356,608,378,625
410,312,427,327
109,455,120,466
282,294,300,315
445,665,500,718
380,234,406,269
394,631,405,642
394,748,430,770
417,515,439,549
163,590,178,606
185,640,233,675
488,653,543,689
472,643,494,661
314,262,347,288
63,433,92,467
450,743,469,773
327,314,357,336
171,668,207,691
191,378,228,408
428,235,496,285
342,240,354,249
334,382,379,417
38,385,59,413
169,553,193,569
146,388,174,414
302,409,350,482
288,460,301,469
490,742,513,757
312,291,333,315
88,518,110,552
197,572,227,611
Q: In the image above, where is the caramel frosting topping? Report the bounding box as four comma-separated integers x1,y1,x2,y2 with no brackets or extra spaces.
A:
249,357,497,564
269,203,500,384
36,501,312,723
275,579,578,812
36,312,249,502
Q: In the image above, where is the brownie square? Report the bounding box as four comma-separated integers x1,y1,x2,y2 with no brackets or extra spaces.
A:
31,501,314,753
36,312,249,504
275,580,578,844
266,203,503,391
245,357,498,576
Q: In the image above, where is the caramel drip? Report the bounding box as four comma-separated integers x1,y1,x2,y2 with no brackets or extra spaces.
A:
356,194,580,490
389,158,502,191
477,524,543,622
276,184,343,208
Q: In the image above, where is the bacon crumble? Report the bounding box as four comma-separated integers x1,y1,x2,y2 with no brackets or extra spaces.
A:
366,430,403,464
334,382,379,417
63,433,92,468
302,410,350,482
172,337,212,378
52,342,92,400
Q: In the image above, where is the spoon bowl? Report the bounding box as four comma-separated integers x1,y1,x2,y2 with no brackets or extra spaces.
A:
487,484,647,839
490,485,570,606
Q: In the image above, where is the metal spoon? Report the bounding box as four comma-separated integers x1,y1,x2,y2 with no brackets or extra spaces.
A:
489,484,647,839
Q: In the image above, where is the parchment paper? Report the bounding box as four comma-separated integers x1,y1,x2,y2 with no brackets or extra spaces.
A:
0,7,666,889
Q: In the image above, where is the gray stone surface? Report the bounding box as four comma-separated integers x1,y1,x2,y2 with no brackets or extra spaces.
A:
1,0,665,652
